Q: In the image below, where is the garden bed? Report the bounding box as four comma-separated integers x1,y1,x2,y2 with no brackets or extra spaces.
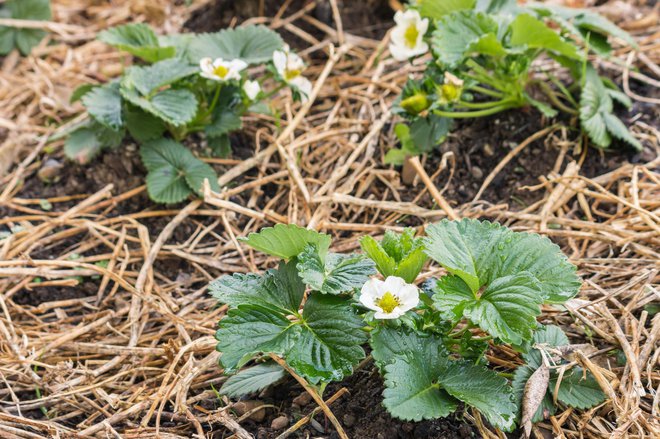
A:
0,0,658,438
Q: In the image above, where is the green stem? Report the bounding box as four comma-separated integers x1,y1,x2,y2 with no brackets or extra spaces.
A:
455,98,512,110
433,104,515,119
468,85,505,98
262,83,286,100
207,83,223,115
532,80,578,115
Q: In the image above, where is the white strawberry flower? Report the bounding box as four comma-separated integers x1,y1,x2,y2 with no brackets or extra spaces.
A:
360,276,420,320
200,57,247,82
243,79,261,100
389,9,429,61
273,45,312,101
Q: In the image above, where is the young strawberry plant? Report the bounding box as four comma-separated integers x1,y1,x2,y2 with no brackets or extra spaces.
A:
209,219,605,433
0,0,51,56
385,0,641,163
66,23,311,203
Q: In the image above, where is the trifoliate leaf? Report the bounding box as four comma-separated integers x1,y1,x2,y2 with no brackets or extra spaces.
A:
124,105,166,143
424,219,581,303
287,294,367,384
81,83,123,130
431,11,505,66
297,245,375,295
98,23,176,62
220,362,286,398
240,224,332,260
380,331,457,421
438,361,517,431
187,25,284,65
418,0,477,19
140,139,218,203
216,304,300,372
510,14,582,60
0,0,51,55
209,259,305,315
121,86,198,126
462,273,543,345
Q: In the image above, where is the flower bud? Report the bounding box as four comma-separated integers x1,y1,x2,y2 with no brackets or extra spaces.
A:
401,93,429,115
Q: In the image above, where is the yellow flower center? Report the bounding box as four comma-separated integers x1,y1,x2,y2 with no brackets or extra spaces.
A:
284,68,301,81
213,65,229,78
404,24,419,48
376,292,400,314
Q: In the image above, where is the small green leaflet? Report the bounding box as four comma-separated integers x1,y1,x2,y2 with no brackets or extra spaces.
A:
98,23,176,62
438,361,516,431
188,25,284,65
418,0,477,19
81,83,123,130
431,11,504,67
509,14,582,60
462,273,543,345
121,86,198,127
240,224,332,259
297,245,375,295
580,67,642,151
0,0,51,56
214,261,367,383
140,139,219,203
379,331,457,421
220,362,286,398
423,218,581,303
123,58,199,96
359,228,427,283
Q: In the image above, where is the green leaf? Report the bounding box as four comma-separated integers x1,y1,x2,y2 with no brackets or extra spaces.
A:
359,236,397,279
123,58,199,96
216,304,299,372
287,294,367,384
580,68,641,150
64,126,104,164
208,134,232,157
98,23,176,62
297,246,375,295
220,362,286,398
409,114,452,153
187,25,284,65
140,139,218,203
418,0,477,19
360,229,427,283
82,83,123,130
510,14,582,60
379,330,457,421
206,105,242,137
124,105,166,143
423,218,581,303
438,361,516,431
555,367,605,409
462,273,543,345
70,84,95,103
432,275,474,321
0,0,51,55
240,224,332,260
209,259,305,315
431,11,504,66
121,86,198,126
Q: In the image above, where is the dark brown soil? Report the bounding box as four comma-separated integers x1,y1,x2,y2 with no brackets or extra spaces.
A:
233,362,475,439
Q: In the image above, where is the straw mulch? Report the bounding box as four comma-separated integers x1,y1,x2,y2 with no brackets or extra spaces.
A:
0,0,658,438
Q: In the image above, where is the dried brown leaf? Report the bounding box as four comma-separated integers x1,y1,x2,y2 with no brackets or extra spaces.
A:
521,364,550,438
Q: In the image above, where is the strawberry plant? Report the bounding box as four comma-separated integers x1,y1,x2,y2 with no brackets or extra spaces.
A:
65,23,311,203
385,0,641,163
0,0,51,55
209,219,605,433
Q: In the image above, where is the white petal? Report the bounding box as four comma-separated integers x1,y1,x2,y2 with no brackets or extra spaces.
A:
374,308,405,320
402,9,422,23
287,52,305,71
290,76,312,101
393,10,406,26
273,50,287,75
212,58,226,68
382,276,408,294
418,18,429,36
229,59,248,72
200,57,213,73
359,278,384,311
397,285,420,310
389,43,414,61
243,80,261,100
390,26,407,48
